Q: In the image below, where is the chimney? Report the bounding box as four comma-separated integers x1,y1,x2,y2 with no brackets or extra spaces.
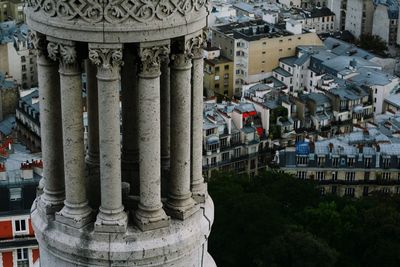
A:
0,163,6,181
32,159,43,176
20,161,33,179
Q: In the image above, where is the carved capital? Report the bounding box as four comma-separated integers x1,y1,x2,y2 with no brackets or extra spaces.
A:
185,31,206,59
47,41,79,74
89,48,123,79
139,45,170,78
28,31,47,57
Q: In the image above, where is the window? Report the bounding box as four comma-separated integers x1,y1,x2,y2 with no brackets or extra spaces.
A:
297,171,307,179
332,157,339,167
316,171,325,181
345,187,355,197
222,152,229,161
364,172,370,181
224,65,229,70
382,172,391,180
332,171,338,181
234,148,240,158
382,157,390,168
345,172,355,181
14,219,27,233
364,157,371,168
206,129,214,136
17,248,29,267
211,157,216,165
296,156,308,165
10,188,22,201
21,56,26,62
347,157,354,167
215,66,220,72
317,156,325,167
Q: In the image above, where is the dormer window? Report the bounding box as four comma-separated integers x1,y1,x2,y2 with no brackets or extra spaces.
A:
332,157,339,167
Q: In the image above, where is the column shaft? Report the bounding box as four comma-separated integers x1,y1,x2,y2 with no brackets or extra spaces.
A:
191,54,206,202
53,41,92,228
134,44,169,231
37,50,65,213
89,46,127,232
166,52,197,220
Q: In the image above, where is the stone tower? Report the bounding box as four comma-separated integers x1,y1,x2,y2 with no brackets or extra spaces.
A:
26,1,215,266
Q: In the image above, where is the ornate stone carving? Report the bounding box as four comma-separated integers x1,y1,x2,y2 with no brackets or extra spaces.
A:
89,48,123,78
28,31,47,56
185,30,206,59
27,0,209,24
139,45,170,77
47,42,77,64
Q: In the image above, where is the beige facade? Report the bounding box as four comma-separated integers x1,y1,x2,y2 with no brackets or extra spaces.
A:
247,33,322,77
204,57,234,98
211,21,322,96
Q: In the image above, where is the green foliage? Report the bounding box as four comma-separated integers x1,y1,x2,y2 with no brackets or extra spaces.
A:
356,34,388,57
208,171,400,267
269,125,282,140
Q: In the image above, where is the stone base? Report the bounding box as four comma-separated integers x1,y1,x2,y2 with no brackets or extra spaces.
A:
55,206,94,228
165,202,199,220
37,197,64,215
192,192,207,204
31,196,215,267
134,204,170,231
94,209,128,233
134,214,170,231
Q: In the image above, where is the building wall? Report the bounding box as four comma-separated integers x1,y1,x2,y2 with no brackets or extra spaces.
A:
247,32,322,77
0,43,9,74
0,215,39,267
7,42,37,89
345,0,374,38
8,1,24,22
204,60,234,98
372,5,391,45
0,87,18,120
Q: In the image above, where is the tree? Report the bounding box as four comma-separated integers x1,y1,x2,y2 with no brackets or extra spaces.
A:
356,34,388,57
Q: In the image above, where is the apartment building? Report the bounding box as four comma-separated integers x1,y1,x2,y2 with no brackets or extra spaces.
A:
204,55,234,98
372,0,399,45
344,0,375,38
15,89,41,153
0,72,18,121
202,100,272,178
0,144,42,267
211,20,322,96
292,7,336,33
278,125,400,197
0,0,24,23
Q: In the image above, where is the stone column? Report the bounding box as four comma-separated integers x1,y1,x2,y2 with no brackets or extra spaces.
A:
89,45,127,232
49,40,92,228
121,47,139,194
165,45,197,220
188,33,207,203
85,60,100,208
30,32,64,214
134,43,170,231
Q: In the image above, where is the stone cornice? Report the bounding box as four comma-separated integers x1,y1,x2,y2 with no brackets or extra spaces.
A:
26,0,209,24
